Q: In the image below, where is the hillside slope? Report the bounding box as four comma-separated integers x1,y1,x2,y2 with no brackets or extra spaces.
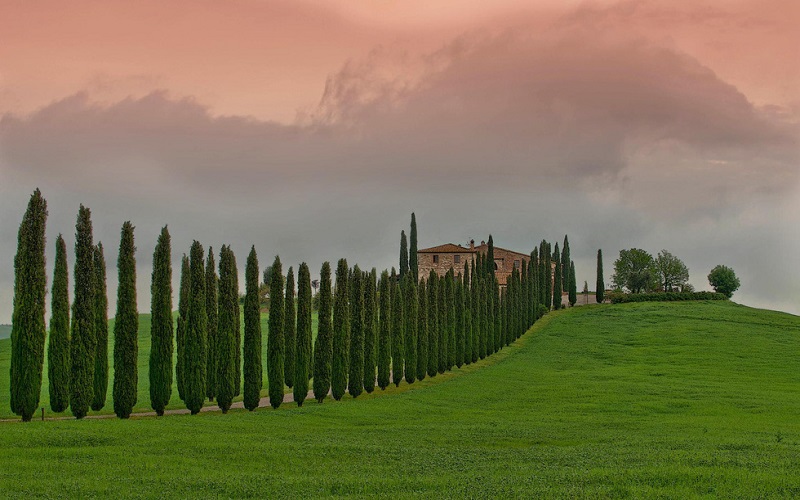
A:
1,301,799,497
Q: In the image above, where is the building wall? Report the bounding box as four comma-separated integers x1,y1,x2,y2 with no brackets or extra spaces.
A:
418,251,475,282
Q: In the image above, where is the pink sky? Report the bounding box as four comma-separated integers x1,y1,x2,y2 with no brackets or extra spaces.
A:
1,0,797,122
0,0,798,321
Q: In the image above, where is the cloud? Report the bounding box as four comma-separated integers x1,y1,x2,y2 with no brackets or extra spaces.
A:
0,4,798,322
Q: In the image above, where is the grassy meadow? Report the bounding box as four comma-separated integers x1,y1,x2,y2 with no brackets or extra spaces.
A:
0,310,318,419
1,301,799,497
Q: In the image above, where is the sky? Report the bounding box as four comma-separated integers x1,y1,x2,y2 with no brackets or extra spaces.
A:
0,0,798,322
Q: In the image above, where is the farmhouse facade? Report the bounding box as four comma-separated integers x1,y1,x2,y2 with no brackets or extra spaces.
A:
417,239,547,287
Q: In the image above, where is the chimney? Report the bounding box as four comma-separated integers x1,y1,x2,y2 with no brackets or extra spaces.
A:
481,240,485,246
469,239,475,250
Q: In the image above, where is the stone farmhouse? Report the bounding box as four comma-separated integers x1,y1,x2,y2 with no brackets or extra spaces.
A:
417,239,550,287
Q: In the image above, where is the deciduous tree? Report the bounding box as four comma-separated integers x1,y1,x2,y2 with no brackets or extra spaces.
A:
612,248,657,294
708,265,740,298
655,250,690,292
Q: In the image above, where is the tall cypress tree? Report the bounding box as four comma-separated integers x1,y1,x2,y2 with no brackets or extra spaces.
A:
562,235,570,292
409,213,418,281
447,270,456,369
205,247,218,401
112,222,138,418
348,266,364,398
216,246,236,413
377,270,391,390
545,242,553,310
463,266,473,365
399,230,409,280
243,246,262,411
455,276,465,368
391,280,404,386
486,235,495,277
538,241,547,307
176,254,190,401
232,253,241,397
294,262,312,406
569,261,577,307
313,262,333,402
437,271,447,373
91,243,109,411
184,241,207,415
416,277,428,380
331,258,349,400
552,243,562,310
267,255,285,409
11,189,48,422
479,276,488,359
284,267,296,389
48,234,70,413
403,275,417,384
596,249,605,304
470,264,479,363
363,269,377,393
69,204,95,419
426,271,438,377
520,260,529,332
149,226,173,416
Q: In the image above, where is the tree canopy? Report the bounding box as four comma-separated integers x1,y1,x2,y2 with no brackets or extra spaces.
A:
708,265,740,298
654,250,690,292
612,248,657,294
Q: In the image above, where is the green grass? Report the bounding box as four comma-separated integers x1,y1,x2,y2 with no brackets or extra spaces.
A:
1,301,799,497
0,310,318,419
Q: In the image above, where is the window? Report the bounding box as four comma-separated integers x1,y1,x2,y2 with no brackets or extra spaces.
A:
433,255,439,264
494,262,498,270
454,255,461,264
514,260,520,269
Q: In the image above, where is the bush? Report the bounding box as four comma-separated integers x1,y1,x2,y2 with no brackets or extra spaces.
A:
609,291,727,304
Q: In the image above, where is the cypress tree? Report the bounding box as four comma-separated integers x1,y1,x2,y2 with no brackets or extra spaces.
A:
409,213,418,281
149,226,173,416
184,241,207,415
553,243,562,310
486,274,496,355
545,242,553,310
463,264,473,365
232,253,241,397
437,271,447,373
377,270,391,390
91,243,109,411
596,249,605,304
455,276,465,368
363,269,377,393
69,205,95,419
11,189,48,422
331,259,349,400
175,257,190,403
243,246,262,411
216,246,237,413
470,264,479,363
521,261,528,331
494,278,502,348
48,234,70,413
284,267,296,389
313,262,333,402
538,241,547,307
479,276,488,359
399,230,409,280
348,266,364,398
403,275,417,384
569,261,577,307
447,270,456,369
267,255,285,408
562,235,570,292
486,235,495,277
112,222,138,419
391,280,404,386
205,247,218,401
427,271,438,377
416,278,427,381
294,262,312,406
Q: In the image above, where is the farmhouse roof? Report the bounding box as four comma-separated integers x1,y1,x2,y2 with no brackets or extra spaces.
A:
417,243,475,253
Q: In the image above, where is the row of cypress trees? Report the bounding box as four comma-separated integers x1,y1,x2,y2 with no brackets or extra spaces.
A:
11,193,588,420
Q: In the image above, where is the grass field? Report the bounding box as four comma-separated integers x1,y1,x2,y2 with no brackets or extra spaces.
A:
0,325,10,340
1,301,798,497
0,310,318,419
